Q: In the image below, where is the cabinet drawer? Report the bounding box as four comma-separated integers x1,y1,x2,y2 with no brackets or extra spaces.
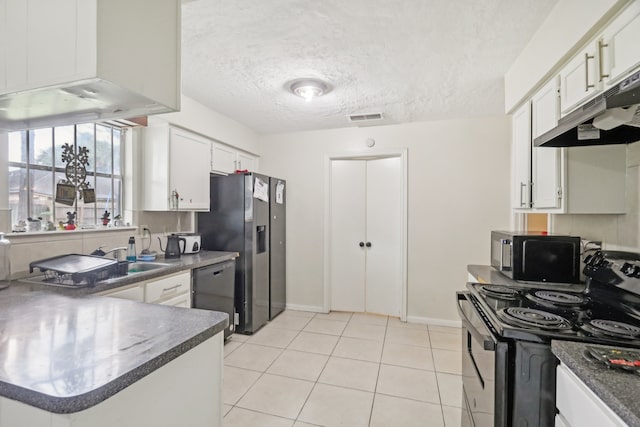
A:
145,271,191,303
159,292,191,307
100,285,144,302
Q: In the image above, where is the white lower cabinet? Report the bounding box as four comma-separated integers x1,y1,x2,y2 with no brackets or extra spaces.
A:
0,334,223,427
99,284,144,302
99,270,192,307
555,363,626,427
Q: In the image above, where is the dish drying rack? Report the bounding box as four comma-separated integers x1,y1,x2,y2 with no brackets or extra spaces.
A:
29,254,128,287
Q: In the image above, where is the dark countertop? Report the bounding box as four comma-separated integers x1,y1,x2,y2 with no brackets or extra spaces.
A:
467,265,586,292
11,250,238,296
551,341,640,426
0,251,236,414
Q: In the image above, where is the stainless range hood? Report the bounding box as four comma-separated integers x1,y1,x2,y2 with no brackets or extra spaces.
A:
534,69,640,147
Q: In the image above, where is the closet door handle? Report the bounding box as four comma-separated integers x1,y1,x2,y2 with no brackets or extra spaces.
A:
359,242,365,247
366,242,372,248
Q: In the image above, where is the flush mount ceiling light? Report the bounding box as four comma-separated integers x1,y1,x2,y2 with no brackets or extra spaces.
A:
288,79,331,102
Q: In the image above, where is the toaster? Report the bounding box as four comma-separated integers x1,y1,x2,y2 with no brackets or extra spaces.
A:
177,233,201,254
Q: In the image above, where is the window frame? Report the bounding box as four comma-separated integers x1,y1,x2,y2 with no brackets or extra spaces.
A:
8,123,124,228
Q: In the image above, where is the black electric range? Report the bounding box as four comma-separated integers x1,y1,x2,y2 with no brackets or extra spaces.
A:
457,251,640,427
467,282,640,346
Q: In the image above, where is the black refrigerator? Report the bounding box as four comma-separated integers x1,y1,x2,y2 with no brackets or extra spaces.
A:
269,177,286,320
197,173,285,334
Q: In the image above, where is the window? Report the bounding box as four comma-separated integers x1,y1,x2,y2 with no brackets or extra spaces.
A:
8,124,123,228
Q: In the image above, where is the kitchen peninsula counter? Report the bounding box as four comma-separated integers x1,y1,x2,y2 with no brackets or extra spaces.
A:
0,292,227,414
0,251,234,425
552,340,640,427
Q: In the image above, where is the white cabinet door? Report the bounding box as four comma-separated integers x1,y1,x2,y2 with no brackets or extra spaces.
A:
531,78,563,210
601,1,640,85
237,152,257,172
211,142,237,174
211,142,258,174
1,0,94,93
330,160,366,312
559,44,600,115
365,157,401,317
143,120,211,211
556,363,626,427
330,158,402,316
169,128,211,210
512,103,532,210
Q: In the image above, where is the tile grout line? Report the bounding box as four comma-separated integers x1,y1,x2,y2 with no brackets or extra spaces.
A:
367,315,388,427
292,312,339,424
428,326,451,427
224,311,313,420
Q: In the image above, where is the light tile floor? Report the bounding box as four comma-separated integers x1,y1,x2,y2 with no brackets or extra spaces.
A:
223,310,462,427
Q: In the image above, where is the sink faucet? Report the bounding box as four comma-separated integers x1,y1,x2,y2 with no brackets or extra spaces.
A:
91,245,127,260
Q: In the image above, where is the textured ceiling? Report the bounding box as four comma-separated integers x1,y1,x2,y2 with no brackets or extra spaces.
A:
181,0,558,134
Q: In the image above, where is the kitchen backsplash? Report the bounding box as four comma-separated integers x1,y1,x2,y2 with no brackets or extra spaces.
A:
552,140,640,251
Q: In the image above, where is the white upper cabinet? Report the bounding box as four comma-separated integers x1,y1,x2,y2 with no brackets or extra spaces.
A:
142,120,211,211
512,103,532,210
556,1,640,115
0,0,180,131
511,77,626,214
211,141,258,175
237,152,257,172
600,1,640,86
211,143,237,174
531,78,563,210
559,43,601,115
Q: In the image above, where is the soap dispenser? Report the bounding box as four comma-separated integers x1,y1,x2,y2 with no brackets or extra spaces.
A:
126,236,137,262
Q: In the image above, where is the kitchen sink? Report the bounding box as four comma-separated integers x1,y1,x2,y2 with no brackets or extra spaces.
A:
19,261,173,288
127,262,172,274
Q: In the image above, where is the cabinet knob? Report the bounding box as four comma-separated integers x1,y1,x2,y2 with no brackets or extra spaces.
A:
359,242,365,247
366,242,372,248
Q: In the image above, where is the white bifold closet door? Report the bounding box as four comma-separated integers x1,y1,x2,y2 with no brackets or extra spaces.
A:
330,157,402,316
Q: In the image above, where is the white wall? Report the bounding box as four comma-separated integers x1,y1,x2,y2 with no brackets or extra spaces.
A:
259,116,512,322
504,0,625,113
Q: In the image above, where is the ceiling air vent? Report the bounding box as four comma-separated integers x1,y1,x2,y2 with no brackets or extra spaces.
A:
348,113,384,127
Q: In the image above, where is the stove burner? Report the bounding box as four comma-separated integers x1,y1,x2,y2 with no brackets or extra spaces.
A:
583,319,640,340
498,307,572,330
479,285,519,300
530,290,587,306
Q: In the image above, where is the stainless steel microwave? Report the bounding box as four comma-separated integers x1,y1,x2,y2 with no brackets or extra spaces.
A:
490,231,581,283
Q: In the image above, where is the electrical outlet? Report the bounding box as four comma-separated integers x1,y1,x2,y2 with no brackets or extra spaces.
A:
138,224,149,235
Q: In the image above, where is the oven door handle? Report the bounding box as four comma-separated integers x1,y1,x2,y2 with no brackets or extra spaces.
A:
456,292,496,351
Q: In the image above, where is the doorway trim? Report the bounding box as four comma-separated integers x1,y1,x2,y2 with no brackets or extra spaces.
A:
323,148,408,321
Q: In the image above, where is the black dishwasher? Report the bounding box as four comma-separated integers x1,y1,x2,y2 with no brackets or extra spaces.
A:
192,260,236,339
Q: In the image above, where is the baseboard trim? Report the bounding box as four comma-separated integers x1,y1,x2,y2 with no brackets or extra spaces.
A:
285,303,326,313
406,316,462,328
